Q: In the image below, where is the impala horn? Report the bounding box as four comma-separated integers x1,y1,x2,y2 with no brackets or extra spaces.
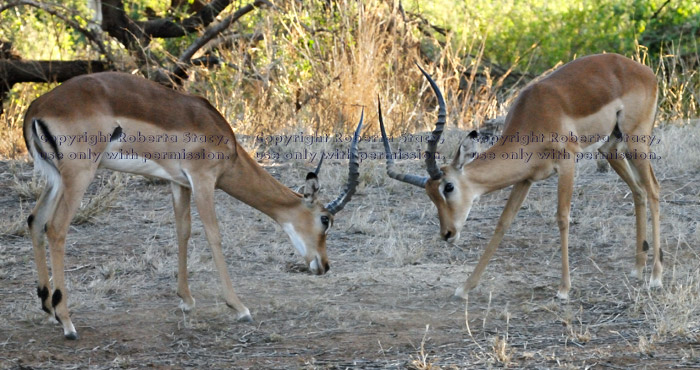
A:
325,109,363,215
313,152,324,175
378,63,447,187
378,98,429,187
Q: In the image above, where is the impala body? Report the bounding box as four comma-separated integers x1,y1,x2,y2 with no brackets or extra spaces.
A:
24,72,362,339
381,54,661,299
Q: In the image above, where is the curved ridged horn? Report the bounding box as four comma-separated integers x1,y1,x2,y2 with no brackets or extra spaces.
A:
378,98,429,188
415,62,446,180
325,109,363,215
314,152,324,175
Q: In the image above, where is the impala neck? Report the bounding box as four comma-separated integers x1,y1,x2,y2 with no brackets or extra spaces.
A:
217,147,303,223
462,143,537,196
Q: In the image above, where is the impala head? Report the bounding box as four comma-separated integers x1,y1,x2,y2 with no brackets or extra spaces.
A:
379,64,478,243
423,130,480,242
284,110,364,275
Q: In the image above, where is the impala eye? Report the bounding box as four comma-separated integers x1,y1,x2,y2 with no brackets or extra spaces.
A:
320,215,330,228
444,183,454,194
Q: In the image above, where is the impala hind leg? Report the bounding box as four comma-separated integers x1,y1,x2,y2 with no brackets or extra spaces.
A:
190,176,252,322
45,168,96,339
555,158,575,300
170,183,195,311
29,181,63,318
627,143,662,288
599,142,649,280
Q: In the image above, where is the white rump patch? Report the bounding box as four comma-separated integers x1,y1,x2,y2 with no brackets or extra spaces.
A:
30,122,62,201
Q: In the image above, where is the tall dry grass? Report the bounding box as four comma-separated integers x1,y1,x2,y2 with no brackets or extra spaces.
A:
183,0,512,143
1,1,698,163
0,84,34,160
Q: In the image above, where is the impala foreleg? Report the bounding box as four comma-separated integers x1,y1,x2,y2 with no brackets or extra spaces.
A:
170,183,196,311
190,176,252,322
455,180,532,298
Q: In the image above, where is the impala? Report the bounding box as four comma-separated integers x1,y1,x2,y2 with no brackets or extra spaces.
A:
380,54,661,299
23,72,363,339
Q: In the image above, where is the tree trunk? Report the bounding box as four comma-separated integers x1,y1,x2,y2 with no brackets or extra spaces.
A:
0,60,109,114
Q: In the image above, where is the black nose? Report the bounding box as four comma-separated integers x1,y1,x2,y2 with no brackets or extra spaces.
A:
324,262,330,272
444,231,452,240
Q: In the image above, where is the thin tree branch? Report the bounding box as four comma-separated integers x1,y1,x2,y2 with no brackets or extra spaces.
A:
140,0,234,38
0,0,23,13
174,0,272,79
650,0,672,20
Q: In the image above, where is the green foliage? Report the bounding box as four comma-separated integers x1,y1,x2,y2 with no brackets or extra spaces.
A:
405,0,700,73
1,0,699,156
0,0,99,60
638,0,700,53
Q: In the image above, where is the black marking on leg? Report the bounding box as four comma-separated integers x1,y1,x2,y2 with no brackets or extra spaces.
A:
37,286,49,300
110,126,122,142
37,286,51,314
44,224,48,233
612,122,623,139
643,240,649,252
52,289,62,308
659,248,664,263
27,214,35,228
54,313,62,324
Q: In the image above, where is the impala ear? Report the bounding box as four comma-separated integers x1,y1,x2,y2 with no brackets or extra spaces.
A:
302,172,320,206
452,130,481,171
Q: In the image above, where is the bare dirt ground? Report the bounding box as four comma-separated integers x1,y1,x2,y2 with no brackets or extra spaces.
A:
1,126,699,369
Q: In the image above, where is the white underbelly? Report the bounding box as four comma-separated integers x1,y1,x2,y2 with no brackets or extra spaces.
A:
100,157,189,186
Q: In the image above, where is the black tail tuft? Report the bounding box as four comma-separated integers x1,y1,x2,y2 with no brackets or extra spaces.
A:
612,122,623,140
34,119,59,156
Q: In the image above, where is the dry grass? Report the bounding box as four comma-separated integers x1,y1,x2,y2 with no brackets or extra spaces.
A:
0,164,126,238
646,44,700,123
0,85,31,160
1,2,700,369
72,172,126,225
0,117,699,367
2,4,698,164
490,336,512,366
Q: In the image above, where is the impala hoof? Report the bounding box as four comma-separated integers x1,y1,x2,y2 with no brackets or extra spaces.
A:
61,321,78,340
649,277,663,289
236,308,253,323
556,290,569,300
453,286,468,300
179,298,196,312
64,331,79,340
630,267,644,280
